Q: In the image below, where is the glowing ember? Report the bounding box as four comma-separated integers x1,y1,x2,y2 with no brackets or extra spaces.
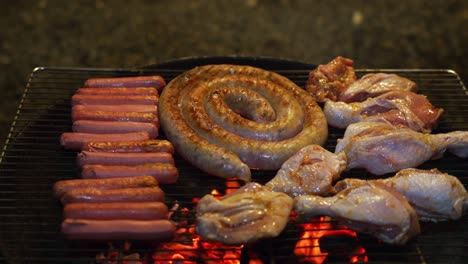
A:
294,216,368,263
152,222,245,263
225,180,241,195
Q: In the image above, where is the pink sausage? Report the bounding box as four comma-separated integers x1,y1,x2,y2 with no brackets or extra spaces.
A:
71,110,159,123
83,140,174,153
72,104,158,114
72,120,158,138
77,151,174,167
77,87,158,96
84,75,166,92
61,219,176,240
72,94,158,105
60,187,165,205
63,202,169,220
81,163,179,184
60,132,151,150
53,175,158,199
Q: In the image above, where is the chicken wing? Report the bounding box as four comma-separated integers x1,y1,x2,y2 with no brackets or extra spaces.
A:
196,182,293,245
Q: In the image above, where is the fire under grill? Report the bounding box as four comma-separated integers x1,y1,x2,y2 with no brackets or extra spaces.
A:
0,60,467,263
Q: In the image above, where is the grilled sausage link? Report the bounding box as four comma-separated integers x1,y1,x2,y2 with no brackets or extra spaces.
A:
84,75,166,92
77,87,158,96
61,219,176,240
63,202,169,220
83,140,174,153
72,104,158,114
159,64,328,181
72,94,158,106
71,110,159,123
53,175,158,198
60,187,165,205
60,132,151,150
76,151,174,167
72,120,158,138
81,163,179,184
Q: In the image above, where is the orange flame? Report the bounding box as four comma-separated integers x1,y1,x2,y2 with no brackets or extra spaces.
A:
152,181,267,263
294,217,368,263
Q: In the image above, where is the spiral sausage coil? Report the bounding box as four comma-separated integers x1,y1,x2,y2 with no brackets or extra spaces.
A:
159,64,328,181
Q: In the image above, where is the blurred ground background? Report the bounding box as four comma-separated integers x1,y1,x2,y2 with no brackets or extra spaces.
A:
0,0,467,145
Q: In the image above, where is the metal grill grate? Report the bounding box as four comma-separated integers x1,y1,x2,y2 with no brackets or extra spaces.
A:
0,65,467,263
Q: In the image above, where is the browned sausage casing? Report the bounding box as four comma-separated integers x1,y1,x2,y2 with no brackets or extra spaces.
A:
60,187,165,205
77,87,158,96
72,120,158,138
159,64,328,181
61,219,175,240
72,94,158,105
72,104,158,114
81,163,179,184
71,110,159,123
53,175,158,198
63,202,169,220
76,151,174,167
84,75,166,92
60,132,151,150
83,140,174,153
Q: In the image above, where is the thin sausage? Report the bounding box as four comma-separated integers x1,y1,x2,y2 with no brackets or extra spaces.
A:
71,110,159,123
77,151,174,167
53,175,158,199
83,140,174,153
72,104,158,114
72,94,158,105
81,163,179,184
61,219,176,240
60,132,151,150
84,75,166,92
72,120,158,138
60,187,165,205
77,87,158,96
63,202,169,220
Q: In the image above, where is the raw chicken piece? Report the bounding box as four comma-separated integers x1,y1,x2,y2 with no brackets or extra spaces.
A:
294,181,420,245
324,91,443,133
306,57,357,102
265,145,346,197
335,122,468,175
339,73,418,103
335,168,468,222
196,182,293,245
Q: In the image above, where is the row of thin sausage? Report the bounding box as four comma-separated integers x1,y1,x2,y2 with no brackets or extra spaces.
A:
54,176,176,240
55,75,178,241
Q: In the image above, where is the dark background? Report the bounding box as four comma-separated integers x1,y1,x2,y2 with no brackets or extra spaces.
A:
1,0,467,146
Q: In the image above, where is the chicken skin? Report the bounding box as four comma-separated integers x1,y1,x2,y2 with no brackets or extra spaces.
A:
335,122,468,175
196,182,293,245
265,145,346,197
339,73,418,103
324,91,443,133
335,168,468,222
294,181,420,245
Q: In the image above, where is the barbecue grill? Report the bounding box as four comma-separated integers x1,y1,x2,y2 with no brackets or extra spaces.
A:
1,57,467,263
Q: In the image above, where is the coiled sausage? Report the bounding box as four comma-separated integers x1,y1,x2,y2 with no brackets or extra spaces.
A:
159,64,328,181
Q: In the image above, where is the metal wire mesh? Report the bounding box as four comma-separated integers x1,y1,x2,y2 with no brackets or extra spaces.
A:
0,66,467,263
